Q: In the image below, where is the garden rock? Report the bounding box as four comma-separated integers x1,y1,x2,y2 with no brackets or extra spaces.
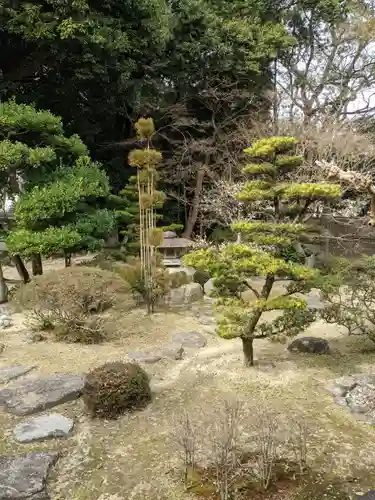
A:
204,278,215,296
347,384,375,414
0,451,58,499
305,291,326,310
0,314,12,329
172,331,207,348
167,286,185,305
0,373,85,416
128,351,162,364
356,492,375,500
168,283,203,305
13,413,74,443
329,373,375,424
158,343,184,360
26,333,46,344
334,375,357,392
287,337,330,354
0,365,36,384
185,282,204,302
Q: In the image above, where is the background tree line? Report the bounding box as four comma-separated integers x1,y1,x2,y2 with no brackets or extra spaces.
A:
1,0,374,240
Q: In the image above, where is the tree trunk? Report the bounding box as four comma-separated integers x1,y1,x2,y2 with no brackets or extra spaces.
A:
64,253,72,267
31,253,43,275
12,255,30,283
183,167,205,239
0,263,8,303
241,275,275,366
242,337,254,367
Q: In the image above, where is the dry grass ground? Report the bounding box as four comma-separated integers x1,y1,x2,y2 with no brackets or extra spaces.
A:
1,268,375,499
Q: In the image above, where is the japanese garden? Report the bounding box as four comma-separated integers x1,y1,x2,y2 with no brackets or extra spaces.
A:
1,1,375,499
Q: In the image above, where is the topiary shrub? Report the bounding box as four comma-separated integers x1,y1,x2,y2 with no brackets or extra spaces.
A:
193,269,210,287
12,266,134,343
83,362,151,419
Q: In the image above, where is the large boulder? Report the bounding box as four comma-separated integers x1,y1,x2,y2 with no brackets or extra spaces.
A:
0,373,85,416
167,283,203,306
287,337,330,355
185,282,204,302
0,452,58,499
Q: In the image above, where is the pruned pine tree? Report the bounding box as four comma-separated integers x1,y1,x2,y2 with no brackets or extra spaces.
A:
0,99,91,277
128,118,165,314
185,136,341,366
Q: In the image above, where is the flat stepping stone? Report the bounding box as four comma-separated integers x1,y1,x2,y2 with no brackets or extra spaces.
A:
129,344,184,363
14,414,74,443
0,451,58,499
0,373,85,416
158,343,184,360
0,365,36,384
172,331,207,348
129,351,162,364
356,492,375,499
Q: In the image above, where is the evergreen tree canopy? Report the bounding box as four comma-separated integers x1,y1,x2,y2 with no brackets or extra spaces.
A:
184,136,341,366
0,100,115,259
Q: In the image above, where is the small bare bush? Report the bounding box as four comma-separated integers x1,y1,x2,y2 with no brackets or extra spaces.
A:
210,400,242,500
288,417,309,474
172,401,311,498
12,266,133,343
173,411,197,487
251,409,279,491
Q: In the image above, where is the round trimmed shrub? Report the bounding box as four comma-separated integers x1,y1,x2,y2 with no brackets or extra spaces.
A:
193,269,210,287
83,362,151,419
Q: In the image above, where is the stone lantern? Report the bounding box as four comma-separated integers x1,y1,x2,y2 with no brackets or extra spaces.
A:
158,231,193,267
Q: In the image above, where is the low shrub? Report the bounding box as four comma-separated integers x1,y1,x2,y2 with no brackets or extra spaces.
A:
116,256,188,311
318,256,375,342
83,361,151,419
77,248,129,271
12,266,133,343
193,269,210,287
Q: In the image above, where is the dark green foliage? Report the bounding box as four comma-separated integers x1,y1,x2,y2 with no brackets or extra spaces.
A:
1,101,116,260
193,269,210,287
83,362,151,419
0,0,171,175
0,100,87,189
